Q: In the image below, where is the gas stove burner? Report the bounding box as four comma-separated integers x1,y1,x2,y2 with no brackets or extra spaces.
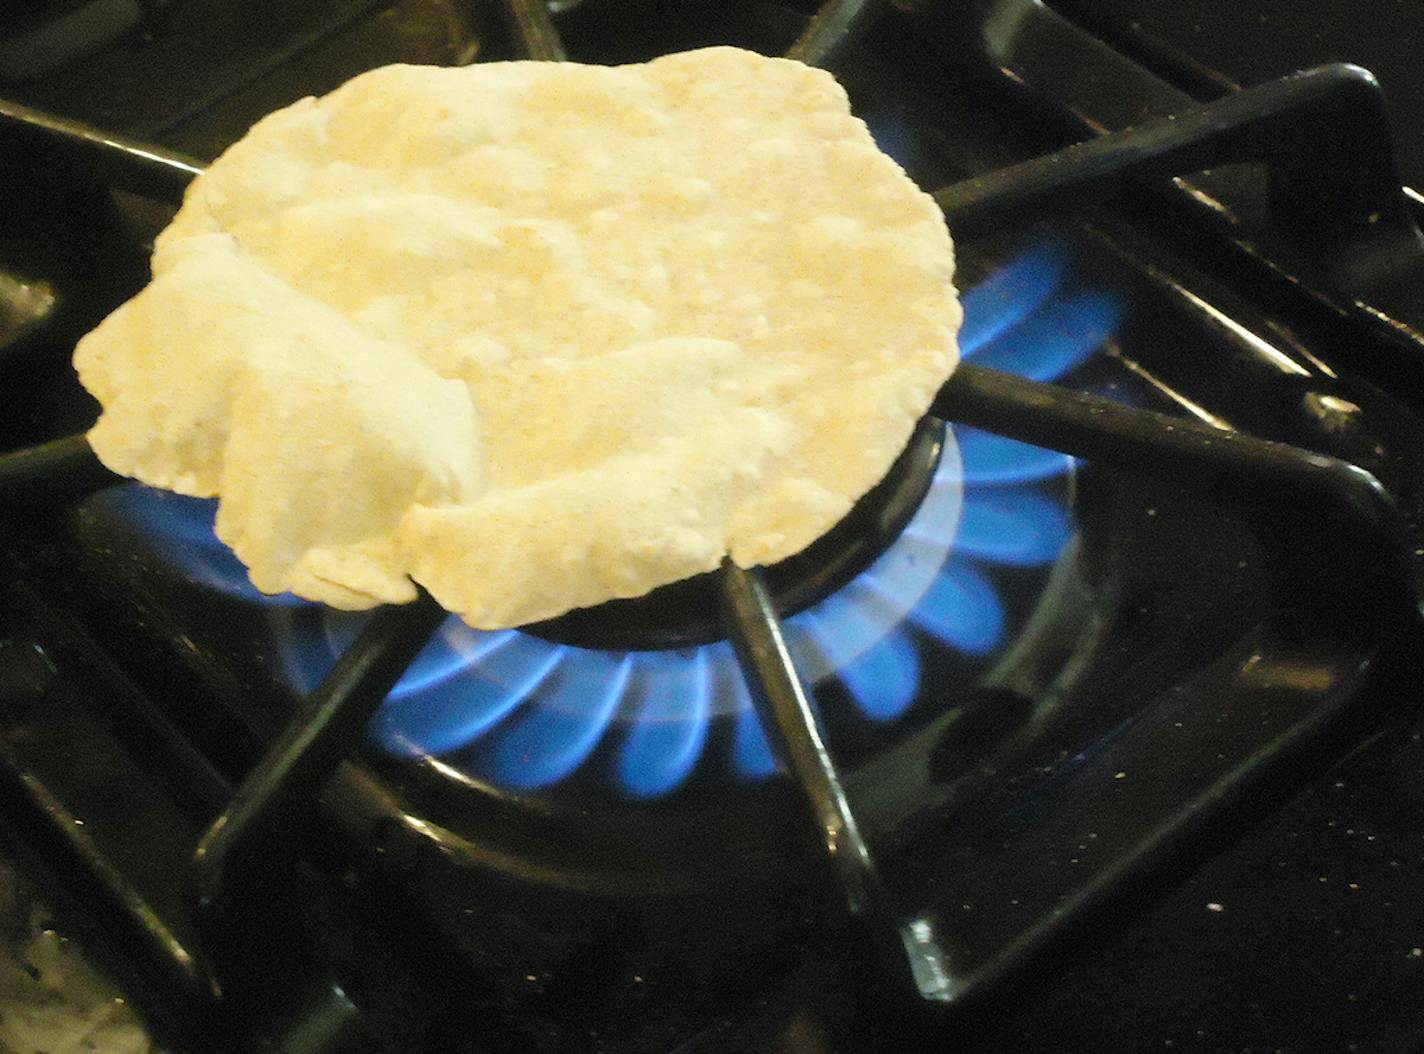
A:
98,239,1112,800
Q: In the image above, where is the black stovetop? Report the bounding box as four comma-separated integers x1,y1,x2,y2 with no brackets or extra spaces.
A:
1,2,1423,1052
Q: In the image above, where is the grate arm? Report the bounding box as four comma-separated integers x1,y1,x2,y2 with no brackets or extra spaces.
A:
717,561,882,916
0,98,201,205
189,596,446,948
0,433,118,509
718,365,1419,1014
786,0,886,68
935,364,1420,632
500,0,566,61
935,64,1424,300
717,559,955,1003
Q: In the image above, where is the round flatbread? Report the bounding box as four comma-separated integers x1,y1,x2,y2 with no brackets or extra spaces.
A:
74,46,961,628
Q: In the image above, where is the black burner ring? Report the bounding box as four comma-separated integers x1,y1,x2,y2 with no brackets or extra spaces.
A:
524,417,945,650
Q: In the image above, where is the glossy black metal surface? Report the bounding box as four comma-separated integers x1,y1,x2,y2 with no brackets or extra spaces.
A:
0,843,176,1054
785,0,883,67
191,596,446,934
706,359,1419,1020
935,364,1419,627
2,2,1424,1052
935,64,1424,302
501,0,567,61
716,559,958,1012
0,0,483,162
974,718,1424,1054
919,0,1424,388
186,596,443,1052
0,637,213,1001
716,562,885,916
0,566,226,1049
0,432,115,507
0,97,199,205
1046,0,1424,196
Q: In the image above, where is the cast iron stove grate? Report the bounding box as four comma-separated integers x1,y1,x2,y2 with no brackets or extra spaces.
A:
0,1,1422,1051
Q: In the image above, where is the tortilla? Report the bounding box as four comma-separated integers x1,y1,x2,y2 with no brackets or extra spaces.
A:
74,46,961,628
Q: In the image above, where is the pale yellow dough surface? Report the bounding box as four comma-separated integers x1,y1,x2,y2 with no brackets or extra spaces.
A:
74,46,961,628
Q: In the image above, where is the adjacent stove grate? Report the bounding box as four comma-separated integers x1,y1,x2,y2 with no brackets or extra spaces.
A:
934,0,1424,385
0,1,1421,1051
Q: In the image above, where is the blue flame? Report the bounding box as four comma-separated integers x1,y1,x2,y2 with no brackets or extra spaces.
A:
864,107,923,173
729,656,779,779
617,649,713,799
968,292,1121,381
102,240,1120,799
472,651,631,790
952,491,1072,567
834,631,921,723
909,559,1006,656
95,487,307,606
959,245,1066,357
958,427,1074,486
369,633,564,757
286,616,523,702
792,584,921,710
388,625,518,699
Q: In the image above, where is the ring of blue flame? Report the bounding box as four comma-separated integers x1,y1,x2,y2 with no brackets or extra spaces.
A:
103,242,1120,800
